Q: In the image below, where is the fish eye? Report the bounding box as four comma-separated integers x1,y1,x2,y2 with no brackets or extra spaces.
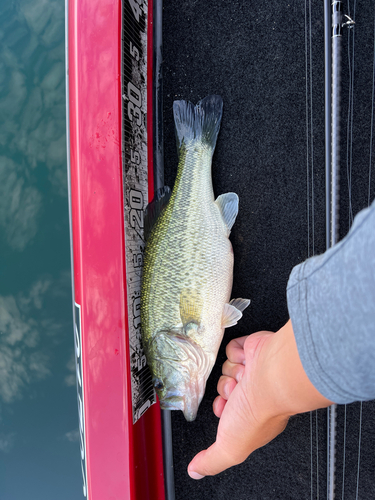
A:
153,378,164,390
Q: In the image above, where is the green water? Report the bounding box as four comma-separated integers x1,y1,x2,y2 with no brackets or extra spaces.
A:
0,0,82,498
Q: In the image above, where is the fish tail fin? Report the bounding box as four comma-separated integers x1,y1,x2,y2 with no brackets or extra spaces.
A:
173,95,223,153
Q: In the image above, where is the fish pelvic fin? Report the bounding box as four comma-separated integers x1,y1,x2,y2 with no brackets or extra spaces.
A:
173,95,223,152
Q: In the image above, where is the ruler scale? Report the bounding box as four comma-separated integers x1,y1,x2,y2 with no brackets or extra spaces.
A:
122,0,157,423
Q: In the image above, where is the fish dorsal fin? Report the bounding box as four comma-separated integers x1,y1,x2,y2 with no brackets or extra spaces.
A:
229,297,251,312
215,193,239,232
173,95,223,152
144,186,171,240
180,289,202,332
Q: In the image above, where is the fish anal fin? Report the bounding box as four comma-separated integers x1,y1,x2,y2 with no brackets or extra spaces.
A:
144,186,171,240
215,193,239,232
222,303,243,328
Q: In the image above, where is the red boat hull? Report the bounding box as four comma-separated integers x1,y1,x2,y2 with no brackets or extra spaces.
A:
67,0,165,498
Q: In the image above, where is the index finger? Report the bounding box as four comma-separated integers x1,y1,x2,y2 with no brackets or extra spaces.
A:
225,336,249,364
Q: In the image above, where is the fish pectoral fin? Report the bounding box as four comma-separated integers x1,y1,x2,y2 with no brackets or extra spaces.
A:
180,289,202,331
229,298,251,312
184,321,199,336
222,303,243,328
144,186,171,240
215,193,239,232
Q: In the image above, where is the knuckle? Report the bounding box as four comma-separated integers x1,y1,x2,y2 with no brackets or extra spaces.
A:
225,341,233,358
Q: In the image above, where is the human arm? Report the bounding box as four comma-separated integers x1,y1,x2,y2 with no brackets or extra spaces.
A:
287,201,375,403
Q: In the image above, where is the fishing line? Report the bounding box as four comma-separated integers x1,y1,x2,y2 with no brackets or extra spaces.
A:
309,0,315,256
316,409,319,499
349,0,357,224
368,6,375,207
355,401,363,499
344,2,366,499
344,3,369,499
305,3,312,496
340,15,351,493
305,3,311,497
346,0,356,227
305,0,311,261
354,8,375,498
341,404,347,499
345,29,353,227
311,0,319,492
310,412,314,500
305,1,319,497
339,2,356,498
354,15,375,500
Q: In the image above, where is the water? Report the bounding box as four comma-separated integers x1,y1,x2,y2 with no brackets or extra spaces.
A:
0,0,82,497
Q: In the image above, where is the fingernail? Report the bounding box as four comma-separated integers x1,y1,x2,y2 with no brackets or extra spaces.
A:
188,470,205,480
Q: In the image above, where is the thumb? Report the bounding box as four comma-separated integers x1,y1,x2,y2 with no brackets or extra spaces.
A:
187,381,256,479
188,431,249,479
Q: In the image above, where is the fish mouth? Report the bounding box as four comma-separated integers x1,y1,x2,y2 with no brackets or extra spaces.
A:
159,395,198,421
160,395,184,411
182,406,198,422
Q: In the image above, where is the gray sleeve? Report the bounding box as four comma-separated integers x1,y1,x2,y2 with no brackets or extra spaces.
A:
286,201,375,404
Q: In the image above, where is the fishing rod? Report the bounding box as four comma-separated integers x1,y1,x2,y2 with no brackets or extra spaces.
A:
325,2,355,499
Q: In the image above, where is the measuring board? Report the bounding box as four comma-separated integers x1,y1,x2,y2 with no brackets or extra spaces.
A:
122,0,156,423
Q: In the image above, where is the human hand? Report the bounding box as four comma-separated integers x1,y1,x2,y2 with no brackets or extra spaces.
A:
188,320,333,479
188,330,288,478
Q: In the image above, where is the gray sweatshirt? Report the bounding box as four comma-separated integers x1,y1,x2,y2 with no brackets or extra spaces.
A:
287,200,375,404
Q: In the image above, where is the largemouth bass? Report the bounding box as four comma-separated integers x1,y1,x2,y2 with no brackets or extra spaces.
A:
141,95,250,421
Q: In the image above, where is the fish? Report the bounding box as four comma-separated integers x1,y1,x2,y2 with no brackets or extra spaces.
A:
141,95,250,421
